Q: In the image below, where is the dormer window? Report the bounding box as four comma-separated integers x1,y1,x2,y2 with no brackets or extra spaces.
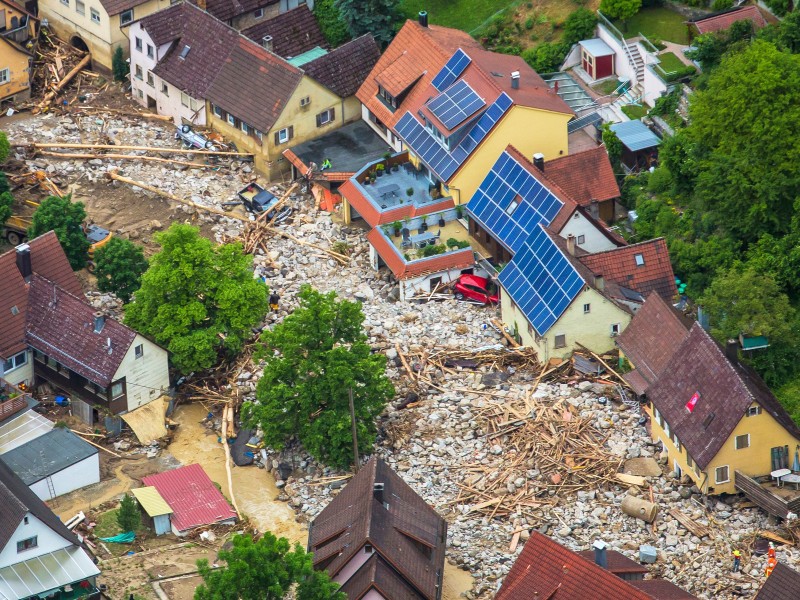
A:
377,85,397,110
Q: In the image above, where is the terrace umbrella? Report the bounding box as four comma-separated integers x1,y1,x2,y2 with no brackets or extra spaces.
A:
793,447,800,472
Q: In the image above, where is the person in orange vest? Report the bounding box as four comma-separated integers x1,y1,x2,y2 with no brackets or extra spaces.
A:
732,549,741,572
767,542,776,559
766,556,777,577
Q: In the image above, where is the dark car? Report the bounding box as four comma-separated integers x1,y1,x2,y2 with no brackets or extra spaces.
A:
237,183,292,222
453,274,499,305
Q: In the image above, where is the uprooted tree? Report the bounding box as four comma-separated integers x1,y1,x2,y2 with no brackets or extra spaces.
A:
194,533,346,600
243,285,394,468
28,194,90,270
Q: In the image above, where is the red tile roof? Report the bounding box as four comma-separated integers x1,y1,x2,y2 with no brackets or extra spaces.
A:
304,35,381,99
497,532,655,600
189,0,278,23
576,550,649,576
755,562,800,600
309,457,446,600
693,6,767,34
339,179,454,227
646,324,800,470
241,5,326,59
99,0,152,17
0,232,82,360
142,464,237,532
577,238,676,300
616,293,692,395
366,228,474,280
629,580,698,599
543,146,620,206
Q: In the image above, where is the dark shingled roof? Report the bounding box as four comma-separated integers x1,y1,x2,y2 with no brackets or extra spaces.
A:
99,0,152,17
629,580,699,600
616,293,693,395
206,36,303,133
304,35,381,99
646,324,800,470
309,457,447,600
0,455,79,551
26,274,136,388
193,0,278,23
241,5,326,59
141,3,240,98
0,232,82,360
755,562,800,600
1,428,97,484
576,550,649,576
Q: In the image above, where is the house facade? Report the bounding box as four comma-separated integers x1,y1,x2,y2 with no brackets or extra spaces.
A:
0,233,170,425
39,0,171,73
198,0,313,30
0,0,38,104
0,459,100,599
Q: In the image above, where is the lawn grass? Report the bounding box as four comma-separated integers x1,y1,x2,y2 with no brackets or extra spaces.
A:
614,7,690,45
621,104,648,120
592,78,623,96
400,0,517,33
657,51,685,74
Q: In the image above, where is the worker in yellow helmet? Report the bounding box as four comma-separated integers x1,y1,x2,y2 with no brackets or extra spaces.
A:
732,549,741,573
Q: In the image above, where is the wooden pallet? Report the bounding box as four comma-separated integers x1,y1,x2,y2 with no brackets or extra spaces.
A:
669,507,711,538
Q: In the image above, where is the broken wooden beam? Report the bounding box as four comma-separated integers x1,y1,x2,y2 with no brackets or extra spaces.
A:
38,53,91,107
32,142,253,157
38,150,225,169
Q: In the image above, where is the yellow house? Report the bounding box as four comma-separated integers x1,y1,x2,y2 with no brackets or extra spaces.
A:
0,35,32,103
206,34,379,180
0,0,38,42
617,293,800,499
38,0,171,73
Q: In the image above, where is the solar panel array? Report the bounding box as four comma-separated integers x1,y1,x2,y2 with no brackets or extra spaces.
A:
466,150,564,254
451,93,513,164
427,80,486,131
499,225,584,335
395,112,460,181
431,49,471,91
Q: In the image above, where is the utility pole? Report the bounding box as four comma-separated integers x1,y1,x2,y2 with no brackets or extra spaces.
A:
349,387,359,473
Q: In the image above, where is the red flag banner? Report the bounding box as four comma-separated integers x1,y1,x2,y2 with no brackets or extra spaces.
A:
686,392,699,413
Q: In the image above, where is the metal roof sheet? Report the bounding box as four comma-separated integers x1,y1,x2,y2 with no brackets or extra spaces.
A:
131,486,173,517
610,120,661,152
1,428,97,484
288,46,328,67
579,38,615,57
0,545,100,600
0,410,54,454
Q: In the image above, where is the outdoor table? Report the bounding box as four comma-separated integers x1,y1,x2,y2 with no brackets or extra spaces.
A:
781,473,800,490
772,468,791,486
375,183,400,200
410,231,436,248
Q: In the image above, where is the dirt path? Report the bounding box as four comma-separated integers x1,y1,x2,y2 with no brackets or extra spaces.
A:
169,403,307,545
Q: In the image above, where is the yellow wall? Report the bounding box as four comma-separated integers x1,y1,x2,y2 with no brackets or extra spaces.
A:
646,403,705,491
448,105,571,205
230,3,278,30
209,76,344,181
0,1,36,36
500,285,630,362
0,41,31,101
39,0,170,71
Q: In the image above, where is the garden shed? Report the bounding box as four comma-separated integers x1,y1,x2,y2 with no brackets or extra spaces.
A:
610,120,661,171
131,486,173,536
579,39,615,80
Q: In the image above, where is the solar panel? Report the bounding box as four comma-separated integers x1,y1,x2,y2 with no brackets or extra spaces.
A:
394,112,460,181
427,80,486,131
431,49,471,91
451,93,513,164
466,150,564,254
499,225,584,335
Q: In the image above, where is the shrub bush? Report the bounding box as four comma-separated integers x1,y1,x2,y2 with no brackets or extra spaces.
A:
711,0,732,10
420,244,446,257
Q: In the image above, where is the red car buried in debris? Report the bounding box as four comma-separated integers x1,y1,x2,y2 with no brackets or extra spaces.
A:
453,274,499,305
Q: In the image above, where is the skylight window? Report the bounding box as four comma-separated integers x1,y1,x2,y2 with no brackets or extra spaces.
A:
634,253,645,266
179,45,191,60
506,196,520,216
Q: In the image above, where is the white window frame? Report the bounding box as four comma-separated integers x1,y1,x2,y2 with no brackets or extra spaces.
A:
134,64,143,80
137,89,143,99
90,8,100,23
3,350,27,373
611,323,620,336
254,7,264,17
135,37,142,52
747,406,762,417
60,0,69,5
715,465,730,484
255,130,263,141
135,344,144,359
76,0,85,15
241,121,250,134
181,91,189,107
111,381,124,399
554,333,566,349
120,8,133,25
317,108,334,126
227,114,236,127
147,44,154,59
0,68,9,84
577,234,586,245
583,303,590,314
161,82,169,96
213,104,223,118
277,127,290,144
190,98,200,111
735,434,750,450
146,72,154,87
635,253,645,266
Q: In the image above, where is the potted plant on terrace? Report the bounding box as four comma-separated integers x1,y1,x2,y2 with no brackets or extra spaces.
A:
376,163,386,177
406,187,414,203
391,221,402,236
455,204,464,218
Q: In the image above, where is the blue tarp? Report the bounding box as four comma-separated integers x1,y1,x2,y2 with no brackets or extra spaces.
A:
99,532,136,543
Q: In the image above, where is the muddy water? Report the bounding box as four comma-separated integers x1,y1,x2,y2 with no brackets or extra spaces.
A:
169,403,307,544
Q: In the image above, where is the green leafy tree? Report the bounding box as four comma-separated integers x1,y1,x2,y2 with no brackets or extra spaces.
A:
0,131,9,164
685,41,800,244
522,42,568,74
124,224,268,374
28,195,90,270
764,0,791,17
601,123,622,175
116,493,140,533
94,237,148,303
112,46,129,83
195,533,346,600
562,8,598,47
0,191,12,226
699,265,794,347
778,9,800,53
335,0,399,46
314,0,350,47
599,0,642,30
0,172,9,195
243,285,394,468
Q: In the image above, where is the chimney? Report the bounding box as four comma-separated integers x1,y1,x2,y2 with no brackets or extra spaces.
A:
566,234,576,256
594,273,604,291
511,70,520,89
532,153,544,171
418,10,428,27
373,482,384,504
261,35,273,52
197,0,206,11
93,311,105,334
593,540,608,569
15,244,32,282
725,339,739,363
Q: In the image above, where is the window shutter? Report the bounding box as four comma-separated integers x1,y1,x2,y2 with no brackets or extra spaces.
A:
316,113,322,127
330,107,335,121
274,131,280,145
288,126,294,140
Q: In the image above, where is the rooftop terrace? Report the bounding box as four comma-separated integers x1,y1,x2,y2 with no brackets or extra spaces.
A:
287,120,390,176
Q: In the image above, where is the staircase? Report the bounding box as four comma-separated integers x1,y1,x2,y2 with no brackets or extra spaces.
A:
624,42,645,85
